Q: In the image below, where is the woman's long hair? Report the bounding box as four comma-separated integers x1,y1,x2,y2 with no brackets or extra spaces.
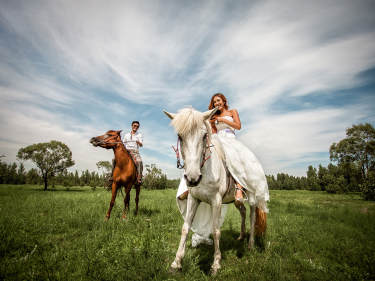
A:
208,93,229,111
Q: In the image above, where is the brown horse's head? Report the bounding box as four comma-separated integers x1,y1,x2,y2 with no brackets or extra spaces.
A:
90,130,122,149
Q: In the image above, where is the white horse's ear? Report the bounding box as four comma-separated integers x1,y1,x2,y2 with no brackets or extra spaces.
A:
163,109,175,120
202,108,218,120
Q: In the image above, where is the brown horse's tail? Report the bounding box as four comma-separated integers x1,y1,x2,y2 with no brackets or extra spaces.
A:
255,207,267,248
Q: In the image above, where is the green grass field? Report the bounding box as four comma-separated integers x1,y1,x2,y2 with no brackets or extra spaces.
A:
1,185,374,280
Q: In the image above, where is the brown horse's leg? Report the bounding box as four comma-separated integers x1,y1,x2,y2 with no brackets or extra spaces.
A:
234,202,246,240
134,184,141,215
122,185,132,220
106,182,118,221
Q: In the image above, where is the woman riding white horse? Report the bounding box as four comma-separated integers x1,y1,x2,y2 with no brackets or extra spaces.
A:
176,93,269,245
164,93,269,275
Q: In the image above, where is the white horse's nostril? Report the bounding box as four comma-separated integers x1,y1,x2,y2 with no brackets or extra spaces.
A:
184,174,202,187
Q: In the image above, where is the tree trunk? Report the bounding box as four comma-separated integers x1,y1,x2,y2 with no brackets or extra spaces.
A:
43,175,48,191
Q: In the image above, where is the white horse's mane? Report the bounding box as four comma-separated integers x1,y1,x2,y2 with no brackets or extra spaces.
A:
171,108,204,137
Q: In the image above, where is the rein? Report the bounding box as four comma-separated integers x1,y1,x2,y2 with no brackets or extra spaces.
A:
172,137,184,169
200,135,213,168
95,140,123,145
97,137,138,171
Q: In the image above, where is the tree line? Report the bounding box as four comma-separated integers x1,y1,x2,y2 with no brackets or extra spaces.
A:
267,123,375,200
0,123,374,200
0,160,179,189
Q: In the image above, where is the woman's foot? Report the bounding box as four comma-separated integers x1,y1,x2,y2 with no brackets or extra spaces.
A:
178,190,189,200
235,184,244,203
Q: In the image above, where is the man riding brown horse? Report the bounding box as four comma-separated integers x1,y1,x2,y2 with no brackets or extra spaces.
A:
90,130,141,220
109,121,143,186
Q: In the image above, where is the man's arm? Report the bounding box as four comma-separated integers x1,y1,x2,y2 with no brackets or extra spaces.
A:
136,133,143,147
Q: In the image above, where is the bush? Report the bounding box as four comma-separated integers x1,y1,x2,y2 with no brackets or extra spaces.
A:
361,172,375,201
142,164,167,189
325,175,346,194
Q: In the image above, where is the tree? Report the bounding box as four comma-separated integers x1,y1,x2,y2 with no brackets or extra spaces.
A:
8,163,18,184
96,161,112,174
17,163,26,184
142,164,167,189
26,168,41,184
17,141,75,190
306,165,320,191
361,170,375,200
330,123,375,181
0,157,7,184
318,164,328,191
96,160,112,187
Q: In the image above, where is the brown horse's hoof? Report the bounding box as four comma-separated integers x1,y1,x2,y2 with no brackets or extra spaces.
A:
104,216,110,222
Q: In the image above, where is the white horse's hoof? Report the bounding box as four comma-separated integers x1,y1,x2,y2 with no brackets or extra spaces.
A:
210,264,221,276
170,261,181,273
210,266,220,276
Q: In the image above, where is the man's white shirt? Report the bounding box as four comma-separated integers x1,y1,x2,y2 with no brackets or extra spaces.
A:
123,132,143,151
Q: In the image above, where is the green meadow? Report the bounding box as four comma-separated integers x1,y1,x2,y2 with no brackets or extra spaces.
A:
0,185,374,280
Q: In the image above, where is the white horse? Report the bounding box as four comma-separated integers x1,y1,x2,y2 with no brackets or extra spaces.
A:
164,107,268,275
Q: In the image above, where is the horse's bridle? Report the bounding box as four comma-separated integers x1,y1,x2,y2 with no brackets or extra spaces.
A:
95,134,124,146
172,137,184,169
172,133,213,170
95,134,139,166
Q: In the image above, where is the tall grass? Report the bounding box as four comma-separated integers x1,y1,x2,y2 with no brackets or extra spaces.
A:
0,185,374,280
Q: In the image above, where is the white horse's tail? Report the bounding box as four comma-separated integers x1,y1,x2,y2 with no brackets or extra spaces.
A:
255,206,267,239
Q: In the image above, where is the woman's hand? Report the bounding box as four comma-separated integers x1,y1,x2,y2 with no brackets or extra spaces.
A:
215,116,224,122
209,115,217,134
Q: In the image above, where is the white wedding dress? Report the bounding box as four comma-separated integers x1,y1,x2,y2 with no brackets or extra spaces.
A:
176,116,269,247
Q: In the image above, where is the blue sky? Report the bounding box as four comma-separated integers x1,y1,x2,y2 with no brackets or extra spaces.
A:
0,0,374,179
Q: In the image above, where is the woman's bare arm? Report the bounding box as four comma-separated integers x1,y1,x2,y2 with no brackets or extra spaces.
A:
217,109,241,130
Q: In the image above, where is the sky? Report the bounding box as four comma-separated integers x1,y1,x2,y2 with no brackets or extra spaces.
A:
0,0,374,179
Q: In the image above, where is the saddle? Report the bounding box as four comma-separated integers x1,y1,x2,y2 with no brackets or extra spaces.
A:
107,149,141,187
126,149,142,184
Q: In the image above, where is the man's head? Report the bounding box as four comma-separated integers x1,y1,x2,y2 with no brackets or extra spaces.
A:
131,121,140,133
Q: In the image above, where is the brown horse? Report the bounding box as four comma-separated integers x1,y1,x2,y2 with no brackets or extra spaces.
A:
90,130,140,220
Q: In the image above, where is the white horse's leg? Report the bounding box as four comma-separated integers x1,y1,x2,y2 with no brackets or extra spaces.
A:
211,197,222,275
171,195,199,271
249,205,256,249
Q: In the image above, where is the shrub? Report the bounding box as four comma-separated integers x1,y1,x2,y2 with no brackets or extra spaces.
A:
361,172,375,201
325,175,346,194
